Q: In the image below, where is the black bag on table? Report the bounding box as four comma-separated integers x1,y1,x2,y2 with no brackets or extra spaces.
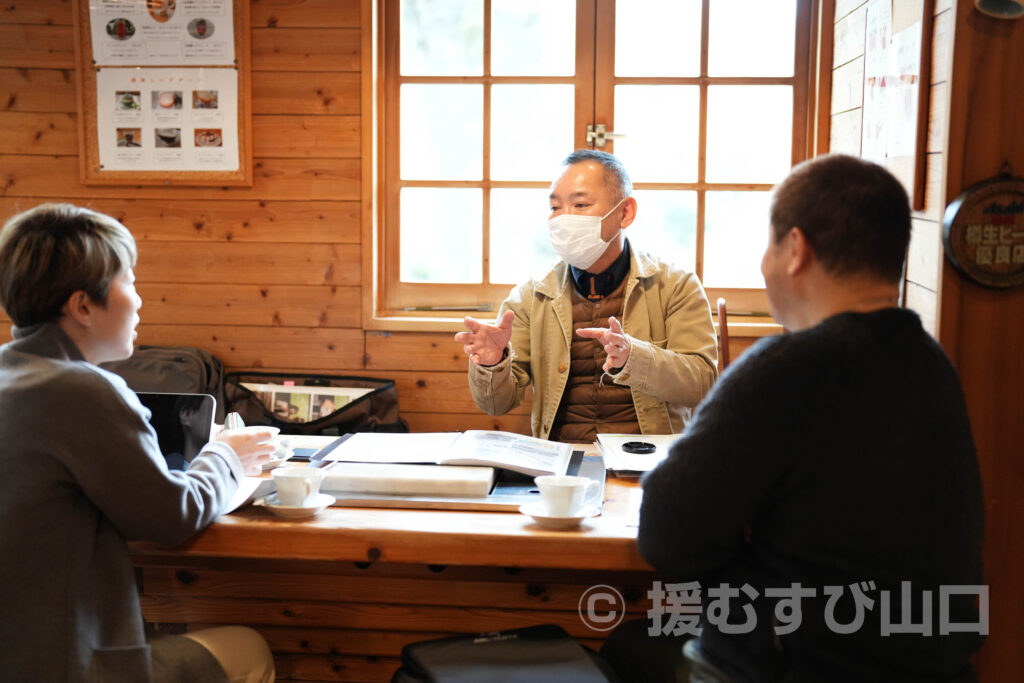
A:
390,625,620,683
100,345,227,421
224,371,408,435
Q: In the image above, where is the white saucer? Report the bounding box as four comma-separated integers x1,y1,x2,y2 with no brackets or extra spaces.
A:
262,451,294,471
519,502,600,529
261,492,335,519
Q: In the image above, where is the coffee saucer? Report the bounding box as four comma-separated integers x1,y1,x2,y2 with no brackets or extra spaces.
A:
262,450,294,471
260,492,335,519
519,502,600,530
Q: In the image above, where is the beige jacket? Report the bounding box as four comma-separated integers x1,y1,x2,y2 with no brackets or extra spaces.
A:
469,246,718,439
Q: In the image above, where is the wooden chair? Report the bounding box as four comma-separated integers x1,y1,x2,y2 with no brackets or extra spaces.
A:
717,297,730,371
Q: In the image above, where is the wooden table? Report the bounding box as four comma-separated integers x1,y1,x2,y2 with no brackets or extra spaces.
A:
132,454,658,683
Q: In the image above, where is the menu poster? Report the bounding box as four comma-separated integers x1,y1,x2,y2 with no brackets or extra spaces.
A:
97,67,238,172
89,0,235,66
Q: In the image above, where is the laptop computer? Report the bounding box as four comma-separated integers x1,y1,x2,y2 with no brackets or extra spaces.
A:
136,392,216,470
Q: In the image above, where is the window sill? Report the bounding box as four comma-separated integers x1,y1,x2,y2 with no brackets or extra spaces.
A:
366,313,784,338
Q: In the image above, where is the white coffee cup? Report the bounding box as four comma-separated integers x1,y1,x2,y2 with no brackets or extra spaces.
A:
534,475,601,517
272,467,325,507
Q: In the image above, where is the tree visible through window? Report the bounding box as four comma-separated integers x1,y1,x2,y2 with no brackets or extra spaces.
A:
377,0,813,319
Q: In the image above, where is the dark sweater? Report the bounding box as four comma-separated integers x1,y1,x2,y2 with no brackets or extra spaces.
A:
638,309,984,682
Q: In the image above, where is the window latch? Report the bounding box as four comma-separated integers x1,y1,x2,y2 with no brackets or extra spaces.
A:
586,124,626,148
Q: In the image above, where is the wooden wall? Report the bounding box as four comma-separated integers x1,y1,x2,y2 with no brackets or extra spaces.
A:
939,3,1024,681
0,0,539,435
829,0,953,335
0,0,760,436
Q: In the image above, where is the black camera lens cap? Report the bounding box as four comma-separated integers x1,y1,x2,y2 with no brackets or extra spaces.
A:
621,441,657,454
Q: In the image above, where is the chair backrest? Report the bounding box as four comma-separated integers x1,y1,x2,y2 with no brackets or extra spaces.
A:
717,297,730,371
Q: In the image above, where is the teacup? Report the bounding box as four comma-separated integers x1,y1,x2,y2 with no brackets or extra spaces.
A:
272,467,325,507
534,475,601,517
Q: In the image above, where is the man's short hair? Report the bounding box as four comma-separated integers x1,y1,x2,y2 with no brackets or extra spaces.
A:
0,203,137,327
562,149,634,203
769,154,911,283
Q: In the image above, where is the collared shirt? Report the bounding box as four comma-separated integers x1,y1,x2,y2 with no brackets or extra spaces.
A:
570,239,632,300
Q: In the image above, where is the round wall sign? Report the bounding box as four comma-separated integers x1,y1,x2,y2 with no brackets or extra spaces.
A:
943,174,1024,288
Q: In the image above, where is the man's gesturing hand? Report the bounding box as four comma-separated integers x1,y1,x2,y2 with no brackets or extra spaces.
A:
577,316,632,373
454,310,515,366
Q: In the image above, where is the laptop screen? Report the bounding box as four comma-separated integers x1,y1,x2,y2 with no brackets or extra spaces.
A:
136,392,215,470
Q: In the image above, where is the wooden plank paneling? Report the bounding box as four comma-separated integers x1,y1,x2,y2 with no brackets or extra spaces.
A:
0,111,77,155
140,595,618,639
0,0,73,25
931,9,953,85
829,108,862,156
136,324,365,370
140,568,648,612
253,115,360,158
0,155,360,201
833,5,867,67
0,67,76,112
907,218,941,292
251,0,361,28
834,0,867,22
252,28,360,72
904,281,937,337
274,653,398,683
927,82,948,153
253,72,360,115
0,24,75,68
348,370,532,415
136,243,360,286
257,627,453,657
830,56,864,114
921,151,945,222
365,332,466,372
137,284,362,328
0,198,360,243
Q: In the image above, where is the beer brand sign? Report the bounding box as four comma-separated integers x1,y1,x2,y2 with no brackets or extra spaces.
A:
943,175,1024,288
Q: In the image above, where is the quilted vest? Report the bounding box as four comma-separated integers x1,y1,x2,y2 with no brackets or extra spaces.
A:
548,279,641,443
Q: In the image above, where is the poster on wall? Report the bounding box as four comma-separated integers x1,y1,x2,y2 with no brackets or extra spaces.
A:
89,0,235,66
96,67,238,172
860,0,931,210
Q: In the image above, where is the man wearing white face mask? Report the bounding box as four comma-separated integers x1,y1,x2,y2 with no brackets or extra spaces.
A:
456,150,718,441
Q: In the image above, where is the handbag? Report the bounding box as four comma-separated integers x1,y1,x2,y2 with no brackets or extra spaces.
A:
224,371,408,435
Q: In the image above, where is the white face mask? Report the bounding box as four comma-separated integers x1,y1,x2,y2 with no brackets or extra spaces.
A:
548,197,626,270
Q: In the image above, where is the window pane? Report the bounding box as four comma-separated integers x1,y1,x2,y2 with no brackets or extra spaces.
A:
401,188,482,283
616,0,701,77
490,189,558,284
613,86,699,183
491,85,573,181
401,84,482,180
401,0,482,76
491,0,575,76
706,85,792,183
630,190,697,273
709,0,796,77
703,191,771,288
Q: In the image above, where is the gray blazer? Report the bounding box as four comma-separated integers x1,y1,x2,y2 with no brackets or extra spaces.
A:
0,322,243,682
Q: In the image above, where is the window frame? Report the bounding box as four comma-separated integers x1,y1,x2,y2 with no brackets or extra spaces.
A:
367,0,821,331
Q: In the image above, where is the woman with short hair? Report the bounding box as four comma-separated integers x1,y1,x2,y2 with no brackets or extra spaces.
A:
0,203,277,682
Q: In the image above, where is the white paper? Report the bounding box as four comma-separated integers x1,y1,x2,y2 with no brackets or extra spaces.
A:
90,0,235,67
96,67,238,172
861,0,892,164
596,434,678,473
889,22,922,157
